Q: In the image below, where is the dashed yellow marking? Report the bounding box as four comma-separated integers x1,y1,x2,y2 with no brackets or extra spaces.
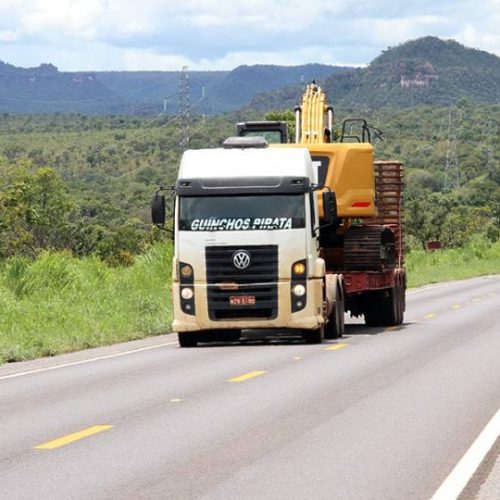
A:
325,343,349,351
489,292,496,297
472,298,481,303
451,304,462,310
293,356,302,361
34,425,113,450
386,326,398,331
424,313,437,319
170,399,182,403
228,370,267,383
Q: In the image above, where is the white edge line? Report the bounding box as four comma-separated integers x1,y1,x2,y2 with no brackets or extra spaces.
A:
0,340,179,381
430,407,500,500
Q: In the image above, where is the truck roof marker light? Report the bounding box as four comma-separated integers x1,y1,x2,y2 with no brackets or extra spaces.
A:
222,137,268,149
351,201,371,208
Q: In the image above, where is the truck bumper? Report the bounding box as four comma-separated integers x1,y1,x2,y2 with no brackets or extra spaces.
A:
172,279,324,332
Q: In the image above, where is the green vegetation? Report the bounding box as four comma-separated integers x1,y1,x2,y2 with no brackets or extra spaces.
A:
407,238,500,288
251,37,500,111
0,96,498,362
0,237,497,363
0,242,172,363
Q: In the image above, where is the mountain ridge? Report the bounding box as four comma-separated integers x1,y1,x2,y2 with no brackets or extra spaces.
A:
1,36,499,115
0,62,344,114
249,37,500,111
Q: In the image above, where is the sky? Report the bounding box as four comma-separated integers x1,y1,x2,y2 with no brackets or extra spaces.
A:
0,0,499,72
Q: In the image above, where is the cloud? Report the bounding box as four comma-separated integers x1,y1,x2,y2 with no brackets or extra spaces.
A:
0,30,19,42
0,0,499,71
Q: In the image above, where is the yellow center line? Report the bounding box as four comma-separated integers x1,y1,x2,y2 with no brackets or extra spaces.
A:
34,425,113,450
424,313,436,319
228,370,267,383
386,326,398,331
472,298,481,303
325,343,349,351
451,304,462,309
293,356,302,361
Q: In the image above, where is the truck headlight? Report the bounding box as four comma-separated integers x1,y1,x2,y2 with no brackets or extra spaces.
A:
181,287,194,300
292,284,306,297
180,264,193,278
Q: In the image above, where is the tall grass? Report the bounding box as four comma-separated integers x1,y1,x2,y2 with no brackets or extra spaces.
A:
0,242,173,363
1,238,499,363
406,237,500,288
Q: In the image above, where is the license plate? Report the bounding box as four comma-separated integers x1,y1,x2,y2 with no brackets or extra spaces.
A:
229,295,256,306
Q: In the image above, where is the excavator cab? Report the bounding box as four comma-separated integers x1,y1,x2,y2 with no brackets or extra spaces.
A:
236,121,290,144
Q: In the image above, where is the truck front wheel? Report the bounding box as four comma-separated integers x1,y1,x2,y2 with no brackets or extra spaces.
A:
178,332,198,348
303,326,324,344
325,284,345,339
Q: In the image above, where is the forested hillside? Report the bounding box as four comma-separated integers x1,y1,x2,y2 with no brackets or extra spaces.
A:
3,36,500,116
0,101,498,263
250,37,500,111
0,62,341,115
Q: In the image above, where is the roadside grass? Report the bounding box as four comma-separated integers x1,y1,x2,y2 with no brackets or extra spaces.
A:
406,238,500,288
0,242,172,363
1,238,499,363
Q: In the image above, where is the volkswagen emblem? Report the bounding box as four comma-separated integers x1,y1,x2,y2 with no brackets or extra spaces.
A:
232,250,251,270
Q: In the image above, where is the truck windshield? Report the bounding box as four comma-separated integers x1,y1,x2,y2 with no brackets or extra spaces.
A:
179,194,305,231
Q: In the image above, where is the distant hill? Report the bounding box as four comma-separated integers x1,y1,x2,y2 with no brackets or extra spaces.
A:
0,62,345,115
0,61,124,114
249,37,500,111
2,37,499,115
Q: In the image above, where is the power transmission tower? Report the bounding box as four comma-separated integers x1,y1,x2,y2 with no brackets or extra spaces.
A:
179,66,190,151
444,108,461,191
483,121,497,175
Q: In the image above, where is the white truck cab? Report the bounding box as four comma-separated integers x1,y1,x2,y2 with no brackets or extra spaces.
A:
155,138,338,347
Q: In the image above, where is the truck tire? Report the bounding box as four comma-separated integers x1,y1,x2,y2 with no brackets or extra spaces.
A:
364,287,398,327
325,284,345,339
303,326,324,344
396,283,404,325
178,332,198,348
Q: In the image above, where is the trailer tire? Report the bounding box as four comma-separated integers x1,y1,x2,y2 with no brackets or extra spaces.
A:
364,287,399,327
178,332,198,348
396,282,404,325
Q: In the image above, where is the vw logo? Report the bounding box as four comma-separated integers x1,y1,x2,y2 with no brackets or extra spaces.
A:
232,250,251,270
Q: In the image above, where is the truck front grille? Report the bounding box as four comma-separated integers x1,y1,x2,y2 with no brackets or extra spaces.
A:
206,245,278,320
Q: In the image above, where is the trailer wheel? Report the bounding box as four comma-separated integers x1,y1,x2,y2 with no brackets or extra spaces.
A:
303,325,324,344
396,283,404,325
325,284,345,339
178,332,198,348
364,287,399,327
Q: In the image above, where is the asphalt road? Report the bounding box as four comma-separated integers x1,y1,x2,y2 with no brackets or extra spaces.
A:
0,275,499,500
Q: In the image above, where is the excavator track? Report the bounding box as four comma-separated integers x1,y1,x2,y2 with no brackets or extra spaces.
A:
343,225,396,272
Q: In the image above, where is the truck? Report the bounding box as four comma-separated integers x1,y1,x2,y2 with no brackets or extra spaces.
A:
152,83,405,347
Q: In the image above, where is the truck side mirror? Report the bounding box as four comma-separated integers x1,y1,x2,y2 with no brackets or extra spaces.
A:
151,194,166,225
322,191,337,225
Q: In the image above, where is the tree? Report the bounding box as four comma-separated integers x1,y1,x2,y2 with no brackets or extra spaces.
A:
0,162,75,257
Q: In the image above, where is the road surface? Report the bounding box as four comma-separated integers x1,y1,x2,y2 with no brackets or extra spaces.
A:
0,275,499,499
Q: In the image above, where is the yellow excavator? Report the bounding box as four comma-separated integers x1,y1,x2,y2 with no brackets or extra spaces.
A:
237,82,406,326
